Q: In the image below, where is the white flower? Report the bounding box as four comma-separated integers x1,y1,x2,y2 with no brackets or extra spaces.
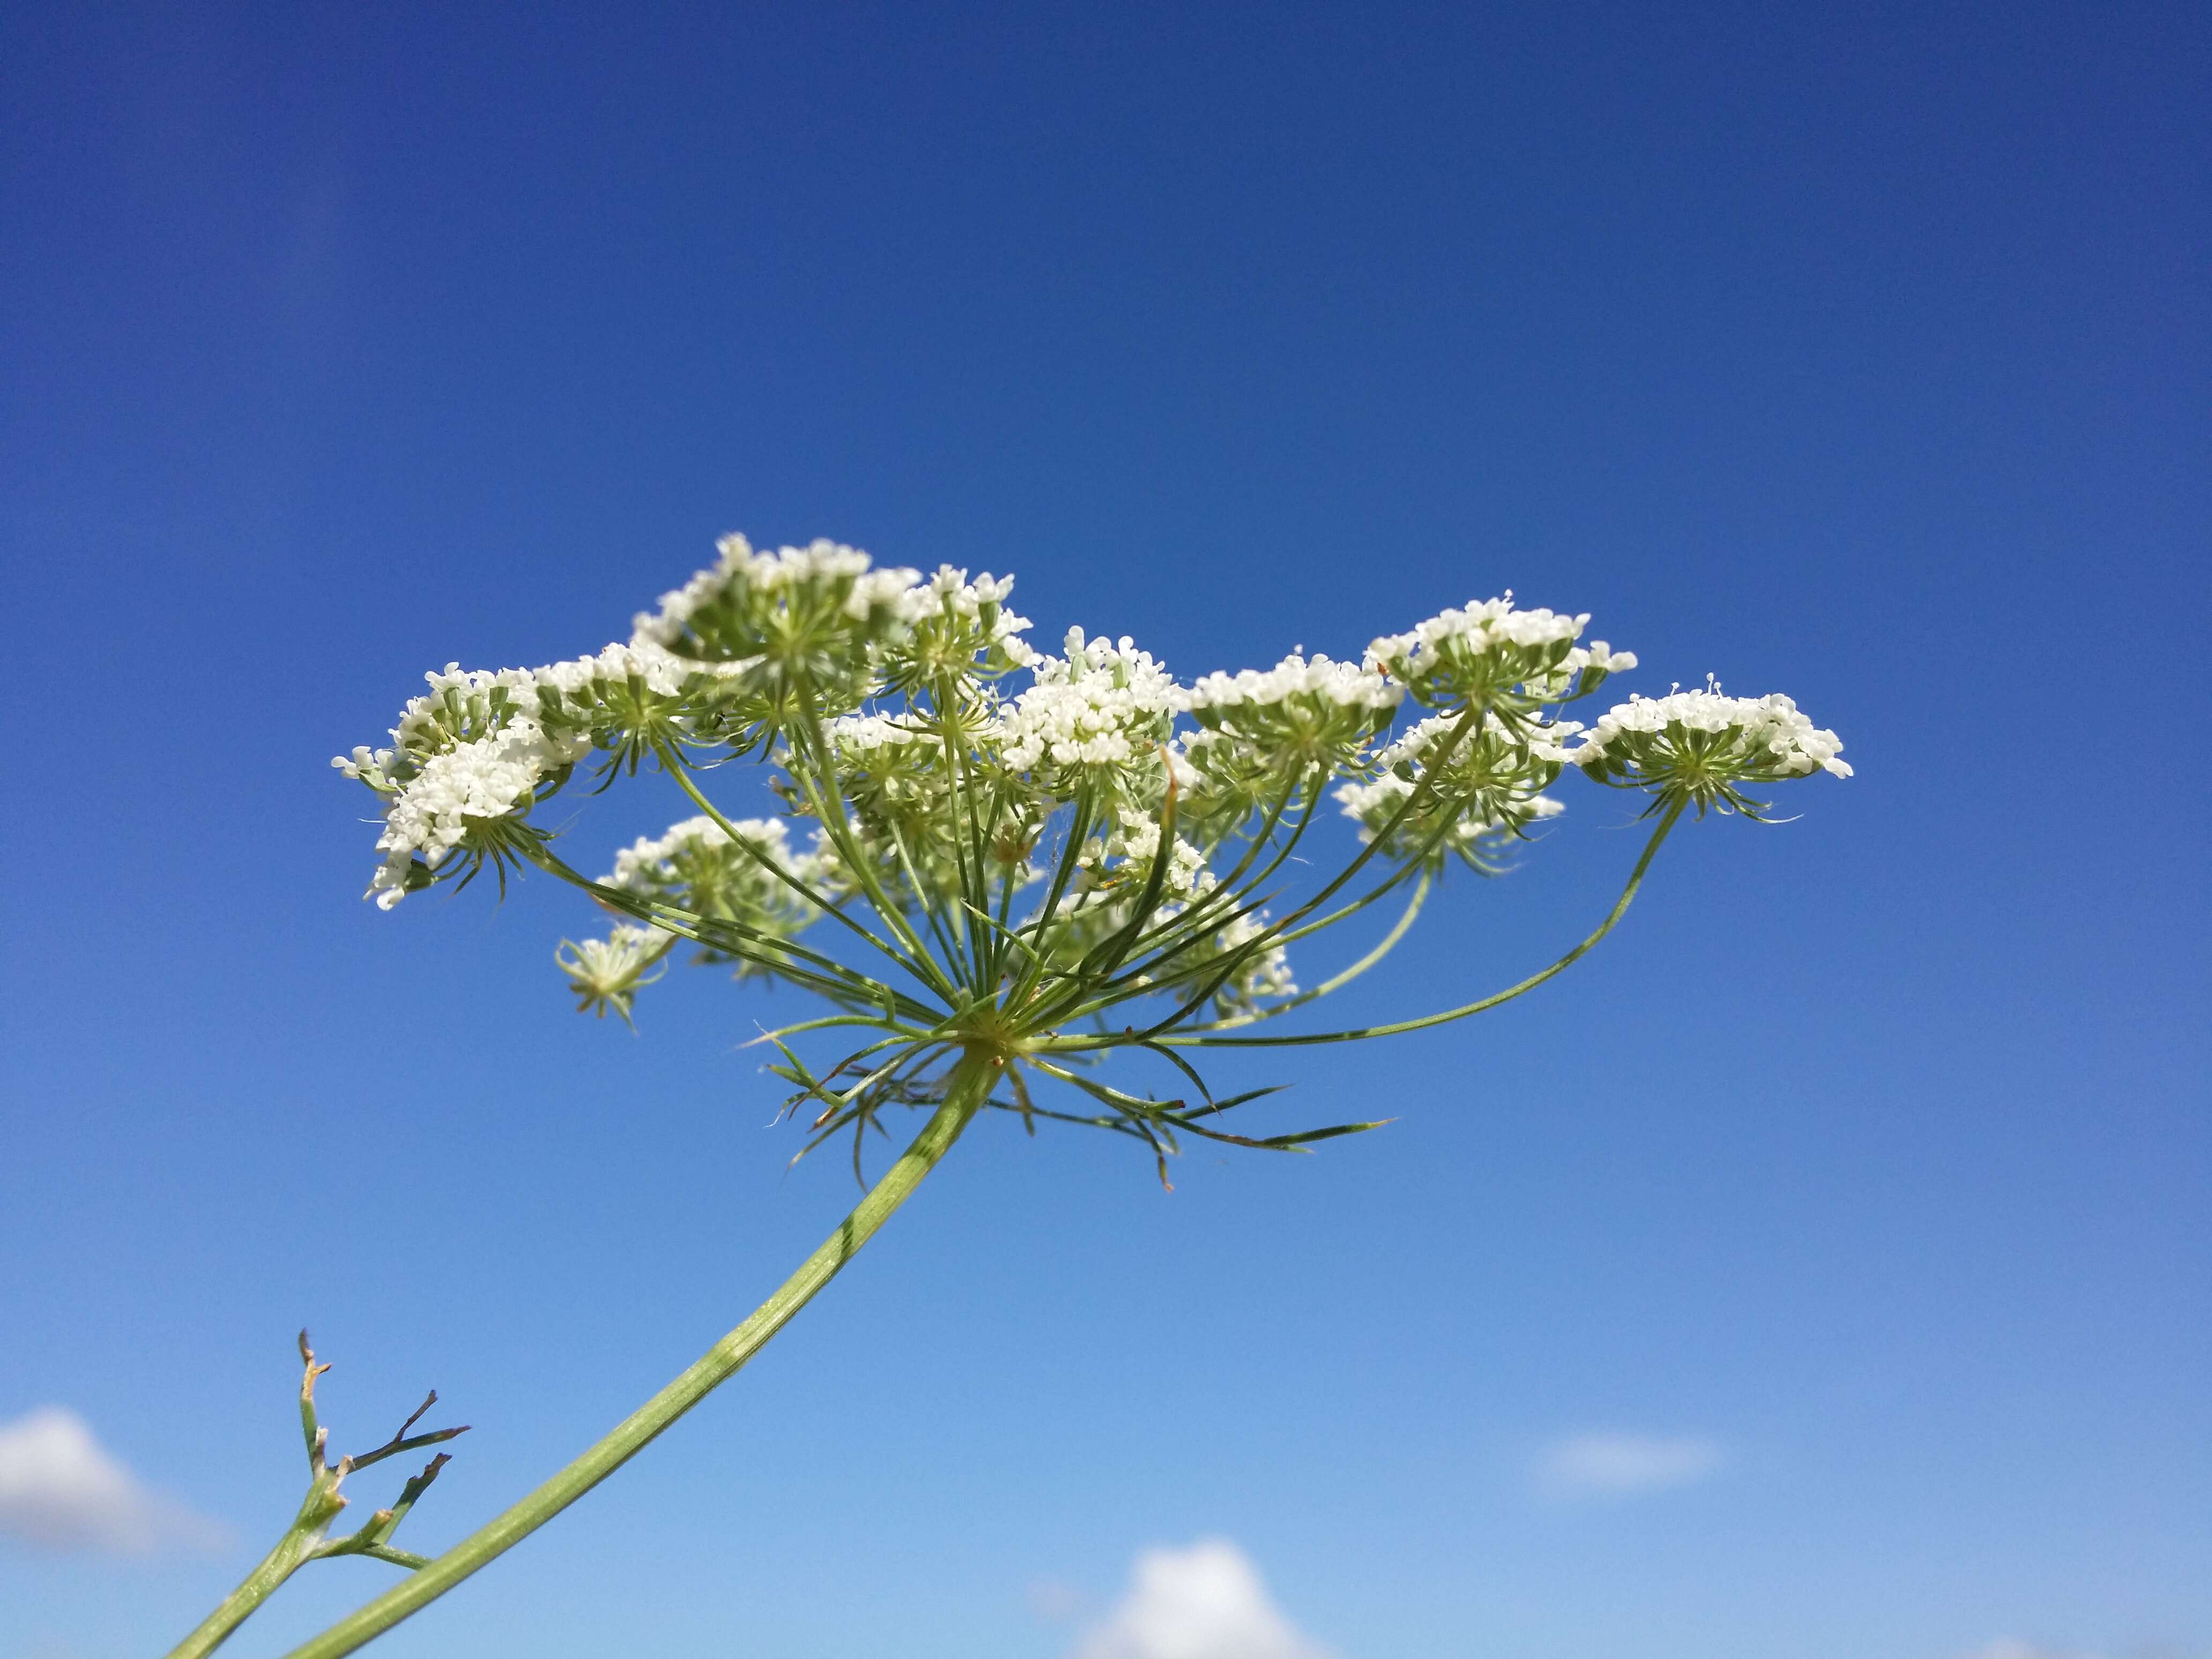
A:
632,534,921,648
331,744,393,786
364,718,589,908
1177,653,1399,715
877,565,1037,689
823,712,937,756
382,662,540,763
1333,713,1568,872
628,536,927,730
1366,594,1586,669
1208,909,1298,1009
1333,774,1563,859
334,536,1850,1123
1519,639,1638,702
1000,627,1178,782
1366,593,1627,712
1172,653,1402,825
609,813,839,896
556,923,674,1022
1379,711,1583,769
923,564,1028,630
582,812,842,983
1569,680,1851,805
530,639,697,701
1102,816,1213,899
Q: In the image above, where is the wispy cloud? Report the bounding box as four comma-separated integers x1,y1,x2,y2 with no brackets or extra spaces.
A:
1534,1431,1724,1501
1030,1577,1089,1621
0,1407,229,1555
1070,1538,1331,1659
1957,1643,2114,1659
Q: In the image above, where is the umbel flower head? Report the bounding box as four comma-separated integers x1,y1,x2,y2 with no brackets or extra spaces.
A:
556,924,673,1023
336,539,1848,1180
1570,677,1852,816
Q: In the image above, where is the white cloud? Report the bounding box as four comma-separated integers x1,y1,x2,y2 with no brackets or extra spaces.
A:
1070,1538,1331,1659
0,1407,229,1555
1957,1643,2111,1659
1535,1431,1724,1500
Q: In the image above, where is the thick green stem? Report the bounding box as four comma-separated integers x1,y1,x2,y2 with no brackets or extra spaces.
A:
276,1052,998,1659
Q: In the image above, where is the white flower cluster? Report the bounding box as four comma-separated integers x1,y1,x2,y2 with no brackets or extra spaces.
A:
999,627,1177,780
928,564,1014,610
817,712,956,817
334,643,744,903
339,539,1060,913
1109,898,1299,1015
608,813,837,897
1365,593,1632,712
1518,639,1636,703
1366,594,1586,672
921,566,1034,649
823,713,937,757
878,564,1037,691
591,812,839,983
334,643,718,788
1100,816,1213,900
1384,711,1581,769
1209,910,1298,1010
555,922,674,1022
1177,653,1402,824
363,719,589,908
530,639,698,701
812,708,1049,903
1177,653,1399,715
633,534,929,652
334,663,535,790
1570,683,1852,787
1332,713,1568,870
1333,773,1563,846
388,663,530,752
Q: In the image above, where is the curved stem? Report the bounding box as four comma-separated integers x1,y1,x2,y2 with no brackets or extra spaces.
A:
667,757,952,1001
786,709,958,997
525,841,947,1027
1075,775,1325,1007
1005,791,1094,1011
926,676,996,988
1195,871,1432,1033
275,1051,999,1659
883,812,966,971
1262,700,1488,937
1156,798,1685,1049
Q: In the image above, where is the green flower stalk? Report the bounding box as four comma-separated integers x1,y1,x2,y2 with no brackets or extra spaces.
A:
175,537,1849,1657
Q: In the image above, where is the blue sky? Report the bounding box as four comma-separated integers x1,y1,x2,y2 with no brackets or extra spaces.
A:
1,4,2206,1657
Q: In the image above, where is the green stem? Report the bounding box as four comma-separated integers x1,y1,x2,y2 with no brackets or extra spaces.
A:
1198,871,1432,1032
666,758,947,999
275,1051,998,1659
1156,798,1686,1048
787,708,957,997
165,1493,340,1659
